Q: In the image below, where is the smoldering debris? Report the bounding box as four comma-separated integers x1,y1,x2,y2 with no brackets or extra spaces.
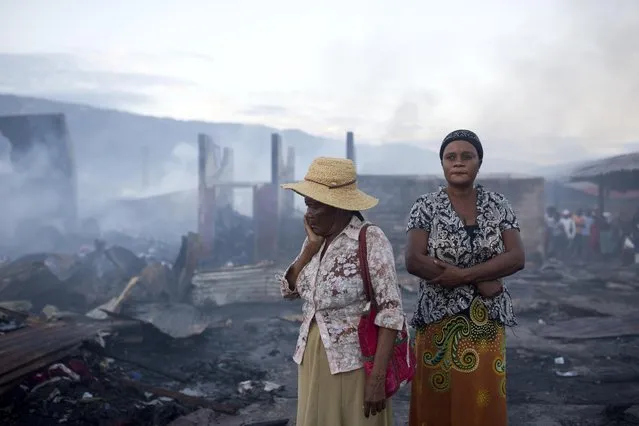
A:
0,227,295,426
0,312,288,425
0,231,202,311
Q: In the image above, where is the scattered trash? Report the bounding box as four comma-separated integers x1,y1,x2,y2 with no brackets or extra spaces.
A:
555,370,579,378
180,387,206,397
238,380,253,394
263,381,283,392
238,380,284,394
554,357,565,365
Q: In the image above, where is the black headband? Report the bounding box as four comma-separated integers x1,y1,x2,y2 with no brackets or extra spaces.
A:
439,129,484,161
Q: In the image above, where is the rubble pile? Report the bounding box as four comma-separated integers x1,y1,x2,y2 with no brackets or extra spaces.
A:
0,229,294,425
0,232,200,313
0,300,288,425
1,349,192,425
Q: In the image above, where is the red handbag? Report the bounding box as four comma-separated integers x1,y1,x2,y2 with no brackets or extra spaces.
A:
357,224,416,398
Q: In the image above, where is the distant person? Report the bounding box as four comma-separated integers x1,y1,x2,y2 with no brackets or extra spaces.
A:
404,129,525,426
600,212,616,259
590,209,602,255
548,210,565,258
582,210,594,259
573,209,587,258
559,209,576,256
278,157,405,426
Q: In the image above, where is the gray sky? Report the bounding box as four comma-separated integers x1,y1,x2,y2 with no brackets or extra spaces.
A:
1,0,638,164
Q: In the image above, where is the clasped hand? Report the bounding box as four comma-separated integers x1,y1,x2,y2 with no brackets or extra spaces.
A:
431,259,503,297
430,259,470,287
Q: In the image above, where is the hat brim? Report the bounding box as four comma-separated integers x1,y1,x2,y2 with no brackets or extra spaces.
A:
281,180,378,211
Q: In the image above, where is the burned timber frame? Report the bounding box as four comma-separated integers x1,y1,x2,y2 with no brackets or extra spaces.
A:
197,130,358,263
196,132,295,263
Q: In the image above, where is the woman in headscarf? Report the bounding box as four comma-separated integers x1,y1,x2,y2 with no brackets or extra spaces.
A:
278,157,405,426
405,130,525,426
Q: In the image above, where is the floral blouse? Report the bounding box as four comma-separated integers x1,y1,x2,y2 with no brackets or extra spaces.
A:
406,185,518,328
278,216,405,375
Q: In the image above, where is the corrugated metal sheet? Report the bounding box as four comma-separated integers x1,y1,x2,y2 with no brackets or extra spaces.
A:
0,319,135,394
191,263,280,306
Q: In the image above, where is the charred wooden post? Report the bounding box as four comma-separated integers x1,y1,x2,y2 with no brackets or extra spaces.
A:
198,134,236,260
280,146,295,216
198,133,214,257
253,133,285,262
220,147,235,208
346,131,356,165
271,133,282,185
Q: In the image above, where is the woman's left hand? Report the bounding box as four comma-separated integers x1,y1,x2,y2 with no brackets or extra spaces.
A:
430,260,471,288
363,372,386,417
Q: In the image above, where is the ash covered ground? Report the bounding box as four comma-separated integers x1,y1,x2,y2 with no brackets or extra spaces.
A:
1,254,638,426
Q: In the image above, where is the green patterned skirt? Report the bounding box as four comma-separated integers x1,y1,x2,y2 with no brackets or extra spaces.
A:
409,297,507,426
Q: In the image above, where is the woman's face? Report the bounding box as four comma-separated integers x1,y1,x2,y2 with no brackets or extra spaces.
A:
304,197,339,236
441,140,481,187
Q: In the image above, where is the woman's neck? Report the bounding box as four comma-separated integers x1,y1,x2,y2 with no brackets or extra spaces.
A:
324,215,352,245
446,184,475,198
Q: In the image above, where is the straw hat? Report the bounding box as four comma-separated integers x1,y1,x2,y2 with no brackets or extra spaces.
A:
281,157,378,211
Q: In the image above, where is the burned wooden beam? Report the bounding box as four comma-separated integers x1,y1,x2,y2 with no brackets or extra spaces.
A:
271,133,282,185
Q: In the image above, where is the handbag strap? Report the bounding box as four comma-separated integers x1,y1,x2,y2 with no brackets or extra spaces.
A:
358,223,376,308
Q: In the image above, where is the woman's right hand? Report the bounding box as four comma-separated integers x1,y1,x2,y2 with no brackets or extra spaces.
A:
303,215,324,253
476,279,503,298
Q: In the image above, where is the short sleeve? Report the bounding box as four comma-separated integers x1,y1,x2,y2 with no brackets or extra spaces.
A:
498,196,520,232
406,196,431,232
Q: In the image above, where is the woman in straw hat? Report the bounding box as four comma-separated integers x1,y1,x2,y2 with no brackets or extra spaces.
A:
278,157,405,426
405,130,525,426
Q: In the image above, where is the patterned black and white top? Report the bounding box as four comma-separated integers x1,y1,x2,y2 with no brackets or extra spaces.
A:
406,185,518,328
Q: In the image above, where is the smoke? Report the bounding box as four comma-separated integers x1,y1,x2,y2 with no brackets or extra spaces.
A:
89,141,254,240
471,0,639,159
0,133,78,252
0,134,11,173
119,142,198,199
344,0,639,164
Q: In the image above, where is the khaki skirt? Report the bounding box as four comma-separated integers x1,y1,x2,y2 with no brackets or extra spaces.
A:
297,321,393,426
